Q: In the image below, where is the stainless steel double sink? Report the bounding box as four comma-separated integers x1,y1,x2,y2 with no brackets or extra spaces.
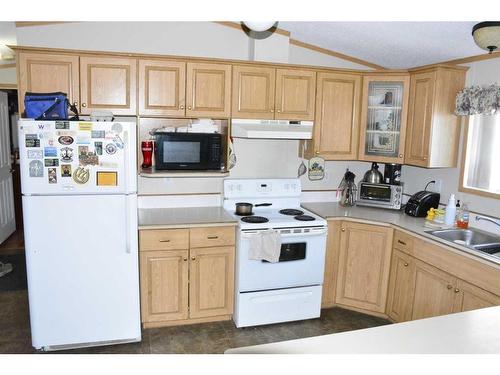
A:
426,228,500,260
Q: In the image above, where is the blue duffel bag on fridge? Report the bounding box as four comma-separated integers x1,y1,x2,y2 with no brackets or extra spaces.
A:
24,92,79,120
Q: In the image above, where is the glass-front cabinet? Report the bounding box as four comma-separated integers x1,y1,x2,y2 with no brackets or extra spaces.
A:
358,75,410,163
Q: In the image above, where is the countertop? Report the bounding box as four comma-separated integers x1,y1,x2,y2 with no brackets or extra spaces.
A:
302,202,500,266
138,206,238,229
225,306,500,354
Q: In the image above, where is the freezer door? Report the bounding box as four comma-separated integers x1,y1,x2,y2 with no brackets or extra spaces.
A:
18,120,137,195
23,194,140,349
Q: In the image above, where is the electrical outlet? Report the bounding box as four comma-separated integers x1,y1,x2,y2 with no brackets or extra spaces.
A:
433,179,442,193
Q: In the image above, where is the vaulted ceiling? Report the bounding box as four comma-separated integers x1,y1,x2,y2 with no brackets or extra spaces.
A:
279,22,483,69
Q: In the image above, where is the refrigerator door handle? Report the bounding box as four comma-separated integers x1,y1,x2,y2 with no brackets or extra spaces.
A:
125,197,130,254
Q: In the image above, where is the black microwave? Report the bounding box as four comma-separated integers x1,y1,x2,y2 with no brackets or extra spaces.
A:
153,132,222,170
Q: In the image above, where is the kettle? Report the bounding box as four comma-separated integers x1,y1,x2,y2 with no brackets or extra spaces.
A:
363,162,383,184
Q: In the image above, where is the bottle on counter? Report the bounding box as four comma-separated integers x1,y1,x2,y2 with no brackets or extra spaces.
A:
444,194,457,226
456,202,470,229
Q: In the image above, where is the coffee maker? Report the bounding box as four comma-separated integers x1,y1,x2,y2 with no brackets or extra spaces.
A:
384,163,402,185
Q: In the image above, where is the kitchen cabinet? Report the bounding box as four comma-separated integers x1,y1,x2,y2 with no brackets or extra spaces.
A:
232,65,316,121
17,52,80,114
186,62,231,118
80,56,137,115
305,72,361,160
405,65,467,168
138,59,186,117
454,279,500,313
139,226,235,327
336,221,393,313
358,74,410,164
232,65,275,119
322,220,342,308
386,249,416,322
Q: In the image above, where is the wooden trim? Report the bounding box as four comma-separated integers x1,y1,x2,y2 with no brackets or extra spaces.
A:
289,39,386,70
214,21,290,37
0,63,16,69
435,51,500,66
458,116,500,200
9,45,385,75
15,21,73,28
0,83,17,89
142,314,231,329
408,64,469,73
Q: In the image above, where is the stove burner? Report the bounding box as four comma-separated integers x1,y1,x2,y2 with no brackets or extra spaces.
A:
241,216,269,224
294,215,316,221
279,209,304,216
234,211,254,216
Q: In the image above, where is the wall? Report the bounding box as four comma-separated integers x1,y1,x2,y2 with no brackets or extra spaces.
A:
401,57,500,220
0,66,16,86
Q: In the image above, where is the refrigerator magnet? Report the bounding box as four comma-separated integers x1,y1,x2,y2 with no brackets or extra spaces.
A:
27,150,43,159
60,147,73,162
44,159,59,167
55,121,70,130
58,136,74,145
48,168,57,184
61,165,72,178
96,172,118,186
105,143,117,155
25,134,40,148
91,130,105,139
29,160,44,177
94,142,103,155
44,147,58,157
73,167,90,184
79,122,93,131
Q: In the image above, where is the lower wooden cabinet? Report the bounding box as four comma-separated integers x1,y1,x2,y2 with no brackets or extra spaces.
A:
139,226,235,327
386,249,416,322
335,221,393,313
454,279,500,313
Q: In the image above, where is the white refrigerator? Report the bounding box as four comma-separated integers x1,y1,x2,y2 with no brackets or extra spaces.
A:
18,119,141,351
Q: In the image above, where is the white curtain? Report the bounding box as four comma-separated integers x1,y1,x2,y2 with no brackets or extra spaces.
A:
465,115,500,193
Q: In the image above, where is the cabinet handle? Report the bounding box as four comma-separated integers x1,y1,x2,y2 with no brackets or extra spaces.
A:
397,239,407,246
159,239,171,243
180,105,185,110
183,258,188,261
423,156,428,160
447,284,453,290
403,262,409,267
454,288,460,293
341,228,346,232
73,101,78,106
270,109,274,113
277,110,281,113
315,151,320,155
207,235,219,239
398,154,403,158
188,106,192,110
82,103,87,108
191,256,196,261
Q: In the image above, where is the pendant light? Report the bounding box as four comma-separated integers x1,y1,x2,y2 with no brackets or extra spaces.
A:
472,22,500,54
242,21,277,33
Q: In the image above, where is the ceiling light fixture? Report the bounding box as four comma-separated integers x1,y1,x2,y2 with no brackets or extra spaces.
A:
472,21,500,54
242,21,277,33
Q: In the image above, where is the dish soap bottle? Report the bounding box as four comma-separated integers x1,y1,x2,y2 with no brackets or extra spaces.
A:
456,202,470,229
444,194,456,226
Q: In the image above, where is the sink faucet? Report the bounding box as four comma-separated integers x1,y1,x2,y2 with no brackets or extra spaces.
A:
475,215,500,227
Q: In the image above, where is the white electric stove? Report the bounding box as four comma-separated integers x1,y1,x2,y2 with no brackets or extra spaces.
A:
223,179,328,328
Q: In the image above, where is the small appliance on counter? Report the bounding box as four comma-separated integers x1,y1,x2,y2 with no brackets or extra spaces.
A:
357,182,403,210
405,191,441,217
384,163,402,185
362,162,383,183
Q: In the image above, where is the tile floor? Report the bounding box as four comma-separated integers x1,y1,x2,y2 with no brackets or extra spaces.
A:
0,289,391,354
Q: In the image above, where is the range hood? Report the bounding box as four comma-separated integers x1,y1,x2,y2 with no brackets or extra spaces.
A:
231,119,313,140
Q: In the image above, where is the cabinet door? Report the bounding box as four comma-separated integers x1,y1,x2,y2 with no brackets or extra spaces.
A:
405,71,436,167
18,52,80,114
411,259,456,320
358,75,409,164
186,62,231,118
454,279,500,313
138,59,186,117
189,246,234,319
322,220,342,308
386,249,416,322
232,65,275,119
312,72,361,160
275,69,316,120
140,250,189,323
80,56,137,115
336,222,393,313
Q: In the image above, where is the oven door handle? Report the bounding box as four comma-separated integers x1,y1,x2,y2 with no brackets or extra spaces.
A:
241,228,327,239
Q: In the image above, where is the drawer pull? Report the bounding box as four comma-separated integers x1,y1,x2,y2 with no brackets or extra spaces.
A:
183,257,188,261
397,239,407,246
207,235,219,239
454,288,460,293
159,239,171,243
191,256,196,261
404,262,409,267
447,284,453,290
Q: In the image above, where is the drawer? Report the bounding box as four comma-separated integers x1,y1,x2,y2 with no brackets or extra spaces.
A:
139,229,189,251
190,226,235,248
393,230,414,253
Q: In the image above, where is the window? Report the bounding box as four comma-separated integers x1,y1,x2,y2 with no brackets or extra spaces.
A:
461,115,500,198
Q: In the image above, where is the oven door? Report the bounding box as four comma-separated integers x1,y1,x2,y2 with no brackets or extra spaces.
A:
236,227,327,292
359,183,392,203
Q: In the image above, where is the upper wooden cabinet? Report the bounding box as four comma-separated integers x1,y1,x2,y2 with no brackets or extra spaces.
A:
232,65,316,121
17,52,80,114
186,62,231,118
139,59,186,117
80,56,137,115
306,72,361,160
336,221,393,314
358,74,410,164
275,69,316,120
232,65,275,119
405,65,467,168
